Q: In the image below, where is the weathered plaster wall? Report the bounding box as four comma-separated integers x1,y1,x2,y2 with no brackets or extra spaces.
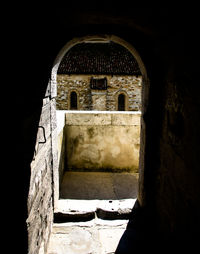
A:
64,112,141,172
56,74,142,111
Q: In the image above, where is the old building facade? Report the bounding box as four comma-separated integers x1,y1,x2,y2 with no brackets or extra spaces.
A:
56,42,142,111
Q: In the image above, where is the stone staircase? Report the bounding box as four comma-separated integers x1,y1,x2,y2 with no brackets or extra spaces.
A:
55,171,138,222
47,172,138,253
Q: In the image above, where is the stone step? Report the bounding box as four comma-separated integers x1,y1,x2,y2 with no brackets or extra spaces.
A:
47,219,129,254
54,211,95,223
54,199,136,222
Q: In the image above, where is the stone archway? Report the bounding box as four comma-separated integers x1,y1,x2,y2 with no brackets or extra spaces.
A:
51,34,149,210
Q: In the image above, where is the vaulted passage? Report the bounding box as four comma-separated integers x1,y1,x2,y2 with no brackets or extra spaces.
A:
22,8,200,254
47,37,144,253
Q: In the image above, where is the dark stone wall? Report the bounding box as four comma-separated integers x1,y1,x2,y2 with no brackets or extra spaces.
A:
156,77,200,238
139,12,200,249
154,55,200,243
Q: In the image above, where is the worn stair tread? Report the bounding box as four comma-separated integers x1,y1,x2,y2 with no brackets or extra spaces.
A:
54,199,136,221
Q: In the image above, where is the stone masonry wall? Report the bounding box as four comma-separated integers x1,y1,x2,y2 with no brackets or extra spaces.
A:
56,74,142,111
26,98,54,254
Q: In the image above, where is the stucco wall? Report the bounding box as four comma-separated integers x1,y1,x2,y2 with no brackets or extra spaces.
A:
56,74,142,111
64,112,141,172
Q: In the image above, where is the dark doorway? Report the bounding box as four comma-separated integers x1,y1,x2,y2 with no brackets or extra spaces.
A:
118,93,125,111
70,91,78,110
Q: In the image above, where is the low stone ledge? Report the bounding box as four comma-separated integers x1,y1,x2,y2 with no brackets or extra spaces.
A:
54,199,136,222
54,211,95,223
64,111,141,126
96,208,131,220
96,199,135,220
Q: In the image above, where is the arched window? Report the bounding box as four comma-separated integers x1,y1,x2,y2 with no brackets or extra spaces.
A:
118,93,125,111
70,91,78,110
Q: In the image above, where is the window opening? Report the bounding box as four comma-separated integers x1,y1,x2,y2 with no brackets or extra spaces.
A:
90,77,107,90
118,93,125,111
70,91,78,110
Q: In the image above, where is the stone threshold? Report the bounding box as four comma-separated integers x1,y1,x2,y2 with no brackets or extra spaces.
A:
54,199,136,222
52,218,129,231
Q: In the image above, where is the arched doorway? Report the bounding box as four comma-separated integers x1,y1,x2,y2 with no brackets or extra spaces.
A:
51,34,149,211
46,33,150,254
